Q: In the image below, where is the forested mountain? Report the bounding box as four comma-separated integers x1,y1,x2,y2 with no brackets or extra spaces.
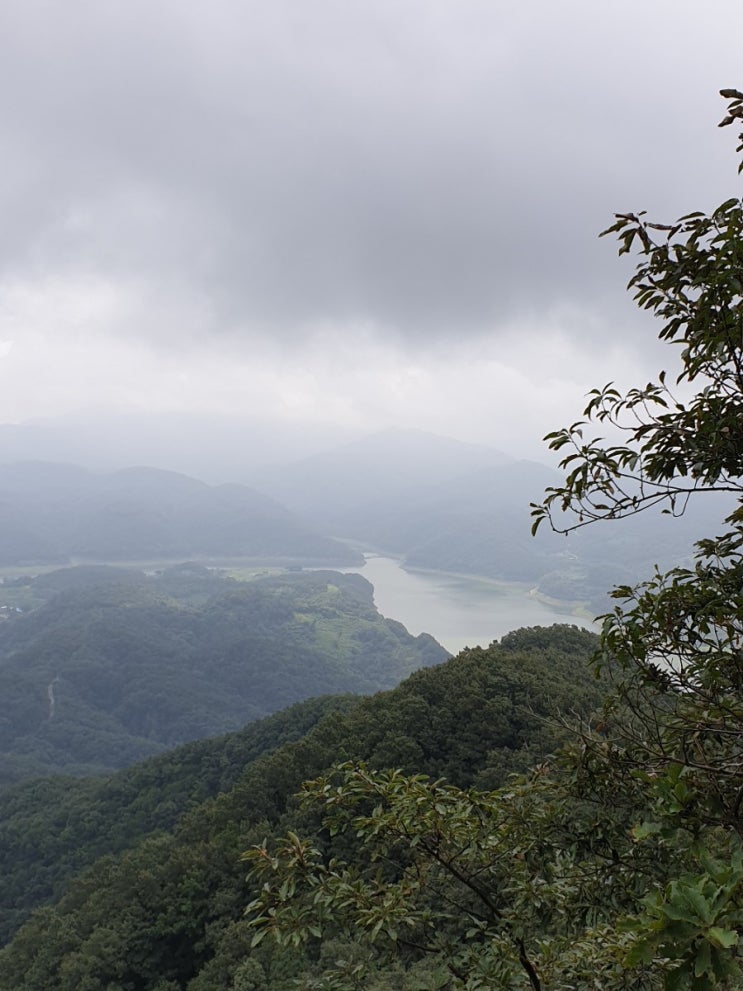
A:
0,564,445,784
0,625,603,987
351,460,735,604
0,461,361,567
0,694,356,945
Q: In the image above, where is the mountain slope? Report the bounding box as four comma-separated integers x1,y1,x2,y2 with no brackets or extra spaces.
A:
0,625,602,973
0,461,362,566
252,434,735,608
0,564,446,783
0,694,356,945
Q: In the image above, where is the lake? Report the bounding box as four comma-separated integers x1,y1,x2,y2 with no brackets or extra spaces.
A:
341,554,595,654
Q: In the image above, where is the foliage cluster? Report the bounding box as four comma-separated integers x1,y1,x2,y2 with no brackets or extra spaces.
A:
0,695,354,945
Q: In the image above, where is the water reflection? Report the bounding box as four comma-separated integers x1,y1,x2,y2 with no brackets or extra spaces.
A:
343,554,595,654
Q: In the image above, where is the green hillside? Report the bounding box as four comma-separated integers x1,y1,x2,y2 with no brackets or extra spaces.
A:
0,625,603,987
0,694,356,946
0,564,446,784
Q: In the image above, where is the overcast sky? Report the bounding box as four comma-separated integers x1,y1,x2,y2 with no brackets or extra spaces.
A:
0,0,741,461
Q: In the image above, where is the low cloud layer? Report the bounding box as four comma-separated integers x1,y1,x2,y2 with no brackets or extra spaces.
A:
0,1,741,457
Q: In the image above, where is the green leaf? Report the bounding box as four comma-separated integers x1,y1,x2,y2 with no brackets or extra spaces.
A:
707,926,738,949
694,939,713,978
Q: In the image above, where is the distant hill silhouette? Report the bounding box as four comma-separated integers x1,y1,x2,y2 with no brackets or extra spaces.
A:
252,433,737,609
252,427,513,531
0,412,360,481
0,462,361,566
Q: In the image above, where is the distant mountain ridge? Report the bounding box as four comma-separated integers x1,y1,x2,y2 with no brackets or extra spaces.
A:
0,461,361,567
0,412,362,480
251,427,513,530
1,429,732,612
251,431,737,609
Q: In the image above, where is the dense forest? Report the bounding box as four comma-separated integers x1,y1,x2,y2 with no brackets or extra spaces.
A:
0,564,444,783
0,625,603,987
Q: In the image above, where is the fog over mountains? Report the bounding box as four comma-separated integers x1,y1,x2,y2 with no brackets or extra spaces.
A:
0,413,361,483
251,427,513,531
0,420,733,612
252,430,734,608
0,461,360,568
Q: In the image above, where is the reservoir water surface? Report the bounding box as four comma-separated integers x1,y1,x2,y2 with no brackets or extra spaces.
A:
342,554,595,654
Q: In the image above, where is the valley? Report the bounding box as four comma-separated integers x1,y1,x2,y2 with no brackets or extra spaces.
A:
0,429,732,987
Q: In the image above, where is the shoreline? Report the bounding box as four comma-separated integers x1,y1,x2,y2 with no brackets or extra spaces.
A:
339,547,598,630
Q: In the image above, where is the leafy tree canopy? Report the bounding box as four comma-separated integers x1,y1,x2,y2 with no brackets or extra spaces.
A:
531,89,743,536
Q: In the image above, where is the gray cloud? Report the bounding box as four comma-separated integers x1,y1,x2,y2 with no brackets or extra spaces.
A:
0,0,742,471
1,0,741,352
